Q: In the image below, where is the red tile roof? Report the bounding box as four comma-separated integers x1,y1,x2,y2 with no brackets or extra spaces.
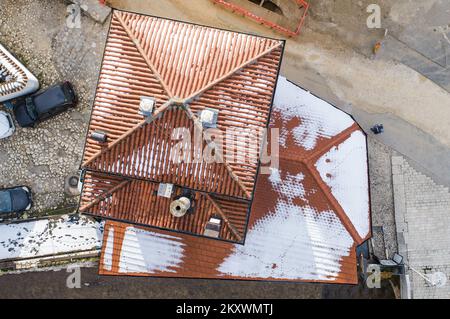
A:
96,76,371,283
78,11,370,283
79,10,284,243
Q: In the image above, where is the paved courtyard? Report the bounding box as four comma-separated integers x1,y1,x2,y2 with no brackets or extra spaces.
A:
0,0,109,217
393,156,450,299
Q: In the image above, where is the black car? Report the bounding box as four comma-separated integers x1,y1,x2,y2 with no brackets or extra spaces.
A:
12,81,77,127
0,186,32,214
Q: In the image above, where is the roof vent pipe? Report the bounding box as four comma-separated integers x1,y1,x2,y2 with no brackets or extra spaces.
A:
199,108,219,128
139,96,155,117
90,130,108,143
170,196,191,218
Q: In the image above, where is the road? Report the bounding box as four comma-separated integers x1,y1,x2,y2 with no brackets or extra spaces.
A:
0,265,394,298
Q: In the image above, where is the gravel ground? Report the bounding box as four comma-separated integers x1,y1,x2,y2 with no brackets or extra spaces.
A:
0,0,109,217
367,136,397,259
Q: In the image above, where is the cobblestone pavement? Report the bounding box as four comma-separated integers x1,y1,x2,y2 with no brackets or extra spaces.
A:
393,156,450,299
367,137,397,259
0,0,109,217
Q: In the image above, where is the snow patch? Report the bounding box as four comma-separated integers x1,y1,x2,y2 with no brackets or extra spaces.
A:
218,164,354,281
102,226,114,271
0,216,103,261
315,130,370,238
218,201,354,280
273,77,354,150
269,167,306,202
118,227,185,274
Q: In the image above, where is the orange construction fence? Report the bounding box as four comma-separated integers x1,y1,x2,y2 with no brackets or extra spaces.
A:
211,0,309,37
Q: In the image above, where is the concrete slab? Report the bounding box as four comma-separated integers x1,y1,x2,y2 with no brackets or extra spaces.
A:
383,0,450,92
378,35,450,92
69,0,111,24
351,108,450,189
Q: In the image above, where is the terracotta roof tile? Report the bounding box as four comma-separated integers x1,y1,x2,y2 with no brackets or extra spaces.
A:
96,76,371,283
80,11,283,242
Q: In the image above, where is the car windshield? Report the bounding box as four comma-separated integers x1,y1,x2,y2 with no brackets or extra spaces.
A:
34,85,66,114
0,191,12,213
25,97,38,120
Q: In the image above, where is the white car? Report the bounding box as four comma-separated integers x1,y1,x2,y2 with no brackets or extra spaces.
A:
0,43,39,103
0,110,15,139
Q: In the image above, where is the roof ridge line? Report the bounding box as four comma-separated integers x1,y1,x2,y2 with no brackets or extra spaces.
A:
302,124,365,244
79,179,131,212
305,123,359,163
183,105,252,199
204,193,243,242
304,162,363,244
184,41,283,103
82,99,174,167
114,11,174,98
84,168,253,202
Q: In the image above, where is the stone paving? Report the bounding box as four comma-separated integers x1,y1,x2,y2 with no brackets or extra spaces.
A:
392,155,450,299
0,0,109,217
367,137,397,259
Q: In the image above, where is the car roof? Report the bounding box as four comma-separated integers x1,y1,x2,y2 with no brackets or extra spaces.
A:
33,84,67,114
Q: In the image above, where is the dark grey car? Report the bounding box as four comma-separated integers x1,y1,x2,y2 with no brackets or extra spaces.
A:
11,81,77,127
0,186,32,214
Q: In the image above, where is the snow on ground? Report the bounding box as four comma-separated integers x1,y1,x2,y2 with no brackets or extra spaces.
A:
273,76,354,150
118,226,185,274
315,130,370,238
0,215,103,261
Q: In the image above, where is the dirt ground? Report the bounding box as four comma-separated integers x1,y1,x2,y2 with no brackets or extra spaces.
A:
107,0,450,150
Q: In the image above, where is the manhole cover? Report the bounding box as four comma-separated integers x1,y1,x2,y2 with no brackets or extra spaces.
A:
68,176,79,187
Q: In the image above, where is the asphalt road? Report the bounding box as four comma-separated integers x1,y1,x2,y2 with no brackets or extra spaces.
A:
0,265,395,299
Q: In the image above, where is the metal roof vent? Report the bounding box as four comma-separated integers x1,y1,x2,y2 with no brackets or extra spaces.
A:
139,96,155,117
204,217,222,238
199,108,219,128
90,130,108,143
157,183,173,198
170,196,191,218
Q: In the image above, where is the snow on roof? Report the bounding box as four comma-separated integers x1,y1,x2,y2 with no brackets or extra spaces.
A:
217,203,354,280
315,130,370,238
118,227,185,274
0,215,103,261
217,167,354,280
273,77,354,150
95,75,370,284
102,225,114,271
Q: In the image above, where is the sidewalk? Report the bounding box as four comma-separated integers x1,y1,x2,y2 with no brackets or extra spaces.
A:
392,155,450,299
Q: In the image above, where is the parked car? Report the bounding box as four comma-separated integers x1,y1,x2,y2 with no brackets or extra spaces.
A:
0,186,32,214
11,81,77,127
0,110,15,139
